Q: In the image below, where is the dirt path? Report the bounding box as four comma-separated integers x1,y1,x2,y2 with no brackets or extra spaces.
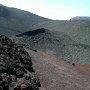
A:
26,49,90,90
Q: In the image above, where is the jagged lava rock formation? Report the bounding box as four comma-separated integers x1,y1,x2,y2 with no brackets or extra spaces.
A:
0,34,41,90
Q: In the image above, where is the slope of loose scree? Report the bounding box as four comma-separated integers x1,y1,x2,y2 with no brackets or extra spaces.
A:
15,28,90,64
0,34,41,90
32,20,90,46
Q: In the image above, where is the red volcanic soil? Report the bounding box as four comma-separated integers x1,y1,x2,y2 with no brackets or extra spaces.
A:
75,64,90,75
26,49,90,90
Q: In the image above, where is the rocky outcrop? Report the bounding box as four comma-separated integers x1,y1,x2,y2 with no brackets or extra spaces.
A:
0,34,41,90
16,28,46,37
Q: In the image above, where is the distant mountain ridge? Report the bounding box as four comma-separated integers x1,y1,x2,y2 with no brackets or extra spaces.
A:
70,16,90,20
0,4,51,36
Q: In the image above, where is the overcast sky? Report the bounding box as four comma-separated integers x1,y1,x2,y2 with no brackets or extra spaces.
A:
0,0,90,20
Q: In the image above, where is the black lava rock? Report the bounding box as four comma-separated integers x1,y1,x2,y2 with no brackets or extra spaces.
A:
0,34,41,90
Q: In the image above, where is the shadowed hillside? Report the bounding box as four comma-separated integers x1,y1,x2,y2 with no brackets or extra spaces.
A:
0,4,51,36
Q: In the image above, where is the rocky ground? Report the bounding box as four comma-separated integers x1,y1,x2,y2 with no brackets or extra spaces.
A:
1,33,90,90
0,34,41,90
26,49,90,90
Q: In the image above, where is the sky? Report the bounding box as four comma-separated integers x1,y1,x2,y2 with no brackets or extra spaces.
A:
0,0,90,20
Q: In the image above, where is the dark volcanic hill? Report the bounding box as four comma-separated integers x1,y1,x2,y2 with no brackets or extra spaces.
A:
0,4,51,36
15,28,90,64
0,34,41,90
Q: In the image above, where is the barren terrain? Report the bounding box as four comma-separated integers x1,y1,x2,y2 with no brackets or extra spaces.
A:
26,49,90,90
75,64,90,75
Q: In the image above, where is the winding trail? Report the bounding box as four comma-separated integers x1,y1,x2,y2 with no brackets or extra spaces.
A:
26,49,90,90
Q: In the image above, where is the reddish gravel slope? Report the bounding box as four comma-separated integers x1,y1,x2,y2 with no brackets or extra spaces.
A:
75,64,90,76
26,49,90,90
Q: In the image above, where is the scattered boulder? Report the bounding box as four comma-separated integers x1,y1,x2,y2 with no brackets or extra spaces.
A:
72,63,75,66
33,50,37,52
